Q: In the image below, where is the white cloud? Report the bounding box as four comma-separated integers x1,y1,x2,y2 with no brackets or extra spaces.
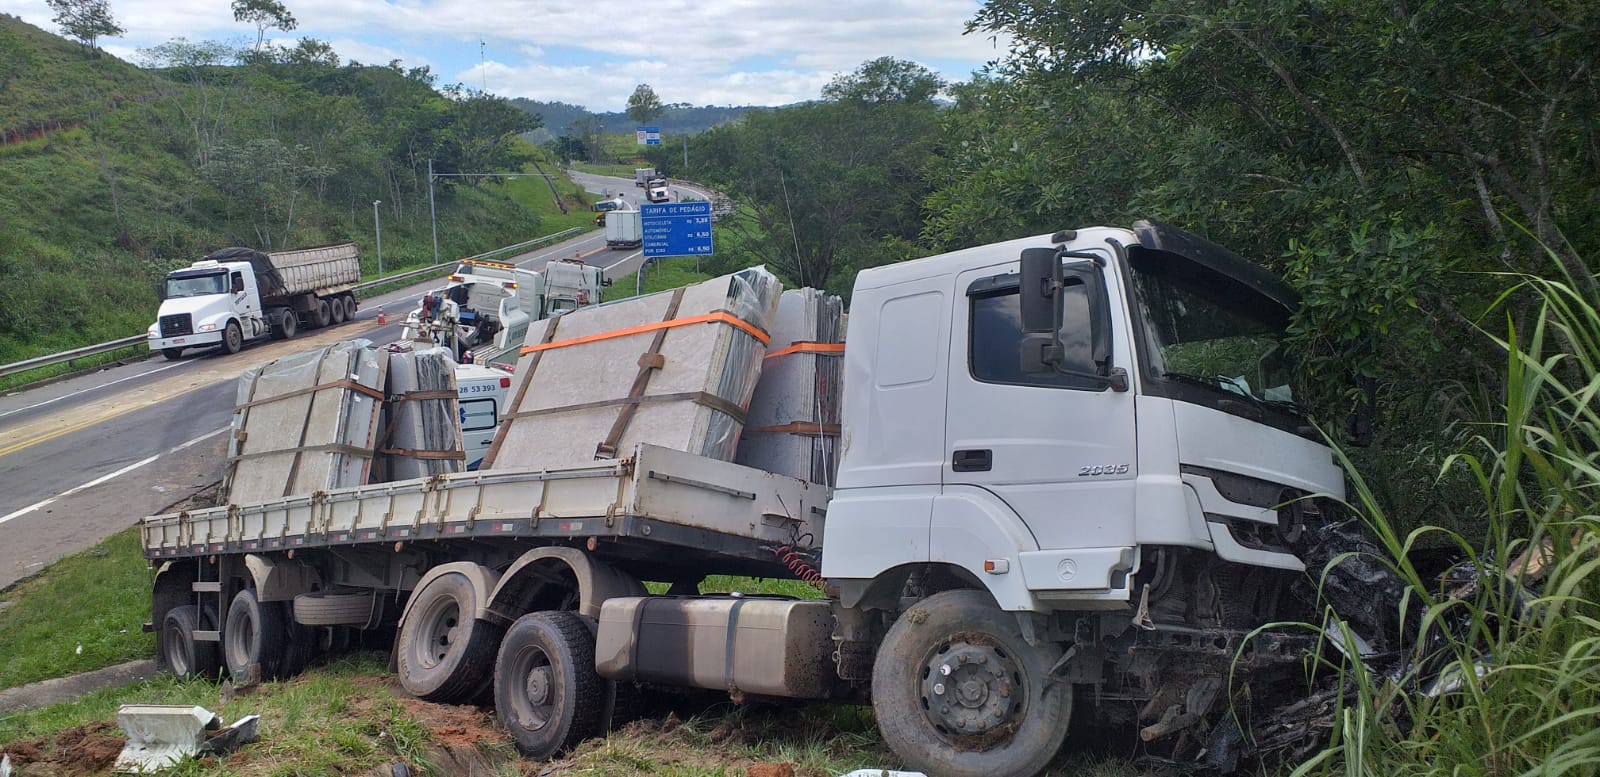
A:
15,0,1009,110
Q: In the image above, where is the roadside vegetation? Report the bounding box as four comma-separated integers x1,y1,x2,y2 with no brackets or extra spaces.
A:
0,14,562,369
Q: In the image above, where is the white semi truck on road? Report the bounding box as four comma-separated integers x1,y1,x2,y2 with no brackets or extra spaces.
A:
143,222,1379,776
148,244,361,360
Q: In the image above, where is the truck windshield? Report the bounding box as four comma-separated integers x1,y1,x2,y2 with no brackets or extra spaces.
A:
1127,258,1299,413
165,272,228,299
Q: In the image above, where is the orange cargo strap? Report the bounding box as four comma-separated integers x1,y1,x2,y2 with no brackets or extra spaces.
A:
519,311,770,356
744,422,841,437
764,342,845,359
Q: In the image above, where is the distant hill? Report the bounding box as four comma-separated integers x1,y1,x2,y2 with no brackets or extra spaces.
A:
0,14,565,365
511,98,763,142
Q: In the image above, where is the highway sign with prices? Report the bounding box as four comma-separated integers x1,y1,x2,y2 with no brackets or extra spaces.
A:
642,202,714,257
636,126,662,145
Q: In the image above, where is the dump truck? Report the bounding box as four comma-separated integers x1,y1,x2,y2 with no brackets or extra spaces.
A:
144,222,1383,777
634,167,656,187
148,243,361,360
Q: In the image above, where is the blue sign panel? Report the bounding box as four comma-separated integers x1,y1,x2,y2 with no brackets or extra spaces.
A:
638,126,661,146
642,202,714,258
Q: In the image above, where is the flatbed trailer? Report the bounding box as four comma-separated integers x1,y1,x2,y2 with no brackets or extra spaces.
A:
142,443,827,582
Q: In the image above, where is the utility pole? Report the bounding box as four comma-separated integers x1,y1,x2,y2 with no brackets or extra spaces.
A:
683,134,688,169
428,159,439,267
373,200,384,277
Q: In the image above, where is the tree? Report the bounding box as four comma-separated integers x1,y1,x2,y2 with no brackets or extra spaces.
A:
232,0,297,52
46,0,124,50
821,57,944,103
281,37,339,68
625,83,663,125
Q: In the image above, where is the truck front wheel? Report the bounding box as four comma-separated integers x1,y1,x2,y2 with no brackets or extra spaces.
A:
222,321,243,355
871,589,1072,777
493,611,605,759
162,348,185,361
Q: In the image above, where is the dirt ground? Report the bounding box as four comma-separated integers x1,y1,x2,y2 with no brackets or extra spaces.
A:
3,721,125,777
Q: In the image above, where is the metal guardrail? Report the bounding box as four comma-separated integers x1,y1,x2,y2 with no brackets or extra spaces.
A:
0,227,591,380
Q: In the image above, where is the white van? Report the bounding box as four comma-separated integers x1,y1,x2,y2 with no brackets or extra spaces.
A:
454,362,512,470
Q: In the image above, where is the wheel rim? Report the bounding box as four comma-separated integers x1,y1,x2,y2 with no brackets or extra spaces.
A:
227,611,256,668
918,636,1025,742
509,644,556,733
415,597,461,670
164,621,193,675
226,325,241,350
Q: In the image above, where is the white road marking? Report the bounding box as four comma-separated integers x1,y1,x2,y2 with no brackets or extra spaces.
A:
603,251,644,272
0,426,228,526
0,362,185,420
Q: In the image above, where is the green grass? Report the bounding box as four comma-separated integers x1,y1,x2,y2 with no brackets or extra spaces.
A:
604,259,719,303
0,653,446,772
0,526,155,690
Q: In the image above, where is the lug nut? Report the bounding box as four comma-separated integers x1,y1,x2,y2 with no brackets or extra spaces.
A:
933,683,945,695
940,663,952,676
958,654,969,664
977,654,988,664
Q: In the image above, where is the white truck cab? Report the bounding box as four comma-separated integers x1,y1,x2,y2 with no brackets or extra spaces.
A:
149,260,266,357
824,222,1342,611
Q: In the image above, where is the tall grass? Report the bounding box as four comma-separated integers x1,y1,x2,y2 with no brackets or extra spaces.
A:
1302,267,1600,775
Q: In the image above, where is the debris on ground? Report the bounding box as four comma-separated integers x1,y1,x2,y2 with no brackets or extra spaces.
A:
2,721,125,776
113,704,220,772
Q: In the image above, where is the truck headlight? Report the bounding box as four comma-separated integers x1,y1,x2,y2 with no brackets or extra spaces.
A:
198,323,217,332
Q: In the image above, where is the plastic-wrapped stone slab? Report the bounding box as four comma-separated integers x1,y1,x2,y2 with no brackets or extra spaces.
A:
222,339,386,504
373,343,465,482
485,267,781,470
736,288,844,484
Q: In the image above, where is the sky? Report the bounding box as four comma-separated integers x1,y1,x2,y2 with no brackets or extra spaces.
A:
9,0,1012,111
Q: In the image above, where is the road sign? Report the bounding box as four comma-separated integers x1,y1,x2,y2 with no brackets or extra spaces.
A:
642,202,713,257
636,126,661,146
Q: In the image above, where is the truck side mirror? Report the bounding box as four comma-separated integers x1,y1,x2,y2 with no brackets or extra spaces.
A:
1018,247,1061,334
1019,247,1064,373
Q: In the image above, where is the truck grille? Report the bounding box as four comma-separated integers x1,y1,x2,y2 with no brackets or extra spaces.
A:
159,314,193,337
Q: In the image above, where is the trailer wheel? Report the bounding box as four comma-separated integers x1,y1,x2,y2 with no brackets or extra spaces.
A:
310,299,331,328
871,589,1072,777
224,589,286,683
396,572,503,702
160,605,220,680
493,611,605,759
342,295,358,322
329,296,347,324
222,321,243,355
162,348,185,361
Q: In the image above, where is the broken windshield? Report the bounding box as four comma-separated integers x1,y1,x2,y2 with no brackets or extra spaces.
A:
1126,253,1299,412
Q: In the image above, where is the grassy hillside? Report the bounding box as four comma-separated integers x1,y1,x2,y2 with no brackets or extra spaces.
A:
0,15,570,366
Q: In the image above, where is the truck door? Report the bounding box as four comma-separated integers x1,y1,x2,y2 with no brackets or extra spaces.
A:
231,270,263,335
941,260,1137,562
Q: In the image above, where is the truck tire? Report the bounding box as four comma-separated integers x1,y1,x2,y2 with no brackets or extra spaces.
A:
224,589,287,683
329,295,347,324
222,321,243,355
493,611,605,759
159,604,221,680
310,299,331,329
396,572,504,702
294,591,379,627
278,309,298,340
871,589,1072,777
162,348,185,361
342,296,358,323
